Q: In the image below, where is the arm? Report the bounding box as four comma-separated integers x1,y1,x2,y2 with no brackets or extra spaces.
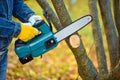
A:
0,17,39,42
13,0,35,22
0,17,21,38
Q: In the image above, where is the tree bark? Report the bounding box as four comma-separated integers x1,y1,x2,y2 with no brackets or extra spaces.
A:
36,0,63,30
96,61,120,80
113,0,120,58
98,0,119,70
89,0,108,74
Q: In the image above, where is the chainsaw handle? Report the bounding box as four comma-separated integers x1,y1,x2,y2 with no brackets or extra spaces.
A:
14,21,43,64
15,39,26,48
33,20,42,28
15,20,43,45
15,20,45,48
33,20,51,34
15,20,53,64
14,20,46,64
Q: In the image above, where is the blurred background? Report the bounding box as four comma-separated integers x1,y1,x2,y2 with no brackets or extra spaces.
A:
7,0,101,80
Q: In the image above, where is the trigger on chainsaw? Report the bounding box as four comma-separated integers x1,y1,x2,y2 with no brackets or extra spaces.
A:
40,55,42,59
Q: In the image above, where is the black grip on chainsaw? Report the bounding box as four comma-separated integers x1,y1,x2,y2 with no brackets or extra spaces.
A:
15,39,26,48
33,20,42,28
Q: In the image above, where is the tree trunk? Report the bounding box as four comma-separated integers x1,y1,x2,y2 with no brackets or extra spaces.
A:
51,0,98,80
113,0,120,58
89,0,108,74
98,0,119,70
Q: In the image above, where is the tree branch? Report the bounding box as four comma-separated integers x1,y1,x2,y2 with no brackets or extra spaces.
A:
98,0,119,69
110,60,120,79
36,0,63,30
89,0,108,74
113,0,120,59
96,61,120,80
51,0,98,80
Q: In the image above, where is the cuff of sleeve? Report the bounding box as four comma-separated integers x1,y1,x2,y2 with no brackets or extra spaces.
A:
13,22,21,38
26,13,35,22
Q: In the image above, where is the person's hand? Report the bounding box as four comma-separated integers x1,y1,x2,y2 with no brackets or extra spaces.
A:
28,15,42,25
18,23,39,42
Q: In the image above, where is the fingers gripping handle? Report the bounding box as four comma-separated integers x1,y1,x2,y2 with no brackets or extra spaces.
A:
15,20,44,47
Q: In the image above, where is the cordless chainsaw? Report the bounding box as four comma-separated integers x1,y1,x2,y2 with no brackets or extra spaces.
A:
15,15,92,64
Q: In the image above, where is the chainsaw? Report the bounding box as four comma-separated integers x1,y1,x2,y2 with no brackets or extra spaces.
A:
15,15,92,64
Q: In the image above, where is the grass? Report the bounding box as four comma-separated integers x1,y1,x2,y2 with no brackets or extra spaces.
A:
7,0,93,80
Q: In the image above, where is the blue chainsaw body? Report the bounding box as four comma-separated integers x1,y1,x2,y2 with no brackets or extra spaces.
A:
15,20,58,64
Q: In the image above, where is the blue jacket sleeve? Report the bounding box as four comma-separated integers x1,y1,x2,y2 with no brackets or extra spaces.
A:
13,0,35,22
0,17,21,38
